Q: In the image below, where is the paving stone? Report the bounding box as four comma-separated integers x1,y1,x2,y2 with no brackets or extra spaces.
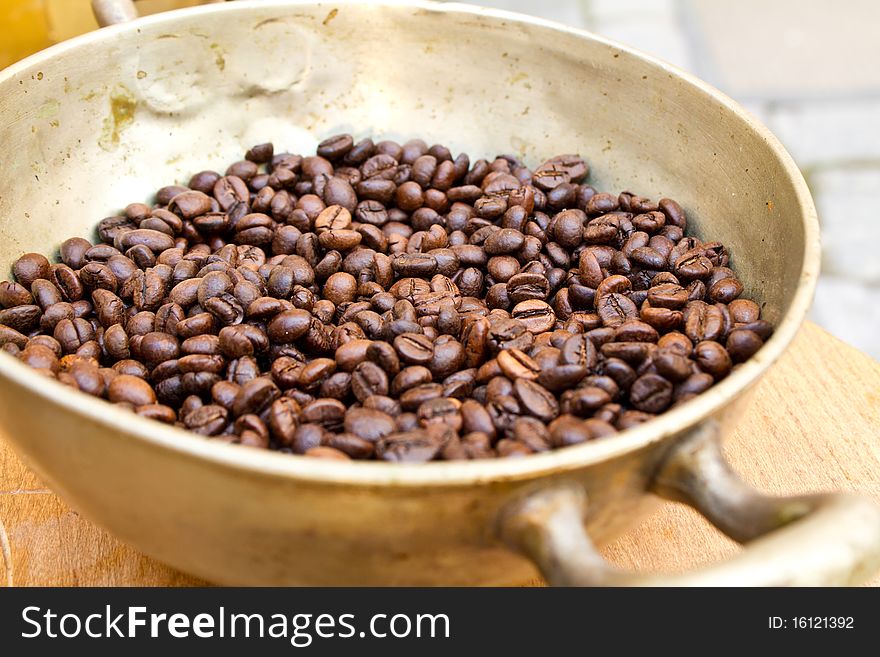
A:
469,0,588,27
766,99,880,168
811,167,880,286
810,277,880,361
685,0,880,98
588,0,677,18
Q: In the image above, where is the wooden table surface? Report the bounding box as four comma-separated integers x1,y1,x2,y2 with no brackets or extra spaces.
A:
1,320,878,587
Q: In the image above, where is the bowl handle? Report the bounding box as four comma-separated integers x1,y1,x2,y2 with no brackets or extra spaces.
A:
498,421,880,585
91,0,227,27
91,0,138,26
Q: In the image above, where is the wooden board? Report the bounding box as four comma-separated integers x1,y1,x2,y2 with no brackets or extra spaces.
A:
1,321,878,587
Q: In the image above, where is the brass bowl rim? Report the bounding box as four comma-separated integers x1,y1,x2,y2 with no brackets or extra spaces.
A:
0,0,820,487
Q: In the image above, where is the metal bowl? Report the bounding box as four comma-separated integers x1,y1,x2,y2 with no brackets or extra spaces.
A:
0,0,877,585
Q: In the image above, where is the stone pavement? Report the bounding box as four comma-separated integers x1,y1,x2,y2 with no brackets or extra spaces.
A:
473,0,880,360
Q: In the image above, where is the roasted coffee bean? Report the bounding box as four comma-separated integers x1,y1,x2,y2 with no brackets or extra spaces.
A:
108,374,156,406
559,385,609,416
351,361,389,401
596,293,638,327
53,318,95,353
331,338,368,371
456,399,494,439
318,370,350,399
508,417,550,453
537,364,588,392
548,415,592,447
295,358,334,391
694,340,732,379
282,423,320,454
729,299,760,324
232,377,280,417
399,383,444,411
91,289,127,328
315,134,353,161
393,332,434,364
362,395,400,417
300,398,346,431
0,280,33,309
7,138,770,460
12,253,52,289
486,316,532,354
513,379,559,421
683,300,724,343
376,430,443,463
219,325,269,358
510,300,555,334
629,374,673,413
674,253,714,280
429,337,464,378
647,283,689,309
497,348,540,380
323,432,371,459
652,348,692,382
390,365,432,397
343,407,395,443
175,312,216,339
726,329,763,362
267,309,311,343
559,334,598,369
440,368,475,398
0,304,41,333
674,372,714,401
614,319,659,343
708,277,743,303
19,344,59,372
0,325,28,350
738,319,773,341
506,272,550,303
323,272,357,306
417,397,462,431
183,404,227,436
262,397,298,446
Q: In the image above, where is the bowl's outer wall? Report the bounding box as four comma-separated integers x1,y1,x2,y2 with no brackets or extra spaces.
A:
0,1,809,584
0,381,756,585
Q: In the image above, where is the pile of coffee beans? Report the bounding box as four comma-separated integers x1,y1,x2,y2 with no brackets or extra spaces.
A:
0,135,772,461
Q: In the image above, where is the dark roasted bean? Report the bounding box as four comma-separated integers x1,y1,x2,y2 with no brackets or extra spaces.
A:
376,430,443,462
513,379,558,421
683,300,724,343
694,340,733,379
729,299,761,324
351,361,389,402
393,332,434,364
726,329,763,362
597,293,638,327
506,273,549,304
108,374,156,406
497,348,540,380
6,139,769,460
629,374,673,413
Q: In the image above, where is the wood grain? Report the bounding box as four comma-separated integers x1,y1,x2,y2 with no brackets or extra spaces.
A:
1,321,878,586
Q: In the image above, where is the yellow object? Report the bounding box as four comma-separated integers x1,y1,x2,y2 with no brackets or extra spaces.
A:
45,0,101,42
0,0,221,69
0,0,51,70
